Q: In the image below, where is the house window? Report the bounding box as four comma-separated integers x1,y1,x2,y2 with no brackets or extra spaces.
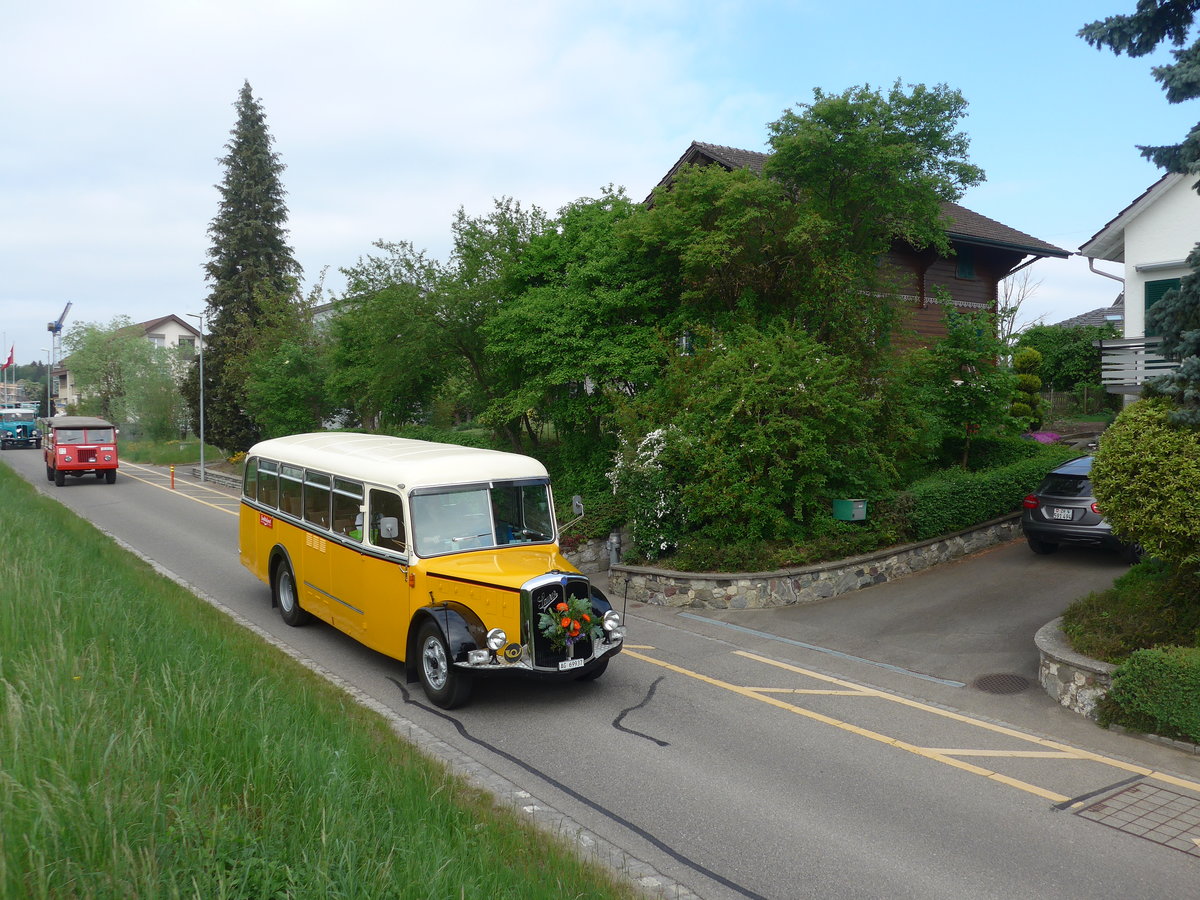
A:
1144,278,1181,337
177,336,196,354
955,246,975,280
147,333,166,348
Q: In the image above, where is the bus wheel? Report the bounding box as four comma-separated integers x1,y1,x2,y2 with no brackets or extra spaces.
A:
273,560,311,627
417,620,472,709
105,470,116,484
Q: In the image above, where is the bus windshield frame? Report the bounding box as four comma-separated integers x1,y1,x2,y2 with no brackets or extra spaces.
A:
409,479,554,557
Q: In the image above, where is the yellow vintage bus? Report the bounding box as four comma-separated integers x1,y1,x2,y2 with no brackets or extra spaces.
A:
238,432,624,708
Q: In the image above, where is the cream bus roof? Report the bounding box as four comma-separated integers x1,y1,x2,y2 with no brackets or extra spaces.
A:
248,432,549,489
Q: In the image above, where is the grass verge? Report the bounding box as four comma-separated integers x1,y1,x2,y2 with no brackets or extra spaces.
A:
0,464,642,899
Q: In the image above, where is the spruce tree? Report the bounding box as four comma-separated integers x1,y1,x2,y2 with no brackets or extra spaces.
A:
197,80,302,451
1081,3,1200,424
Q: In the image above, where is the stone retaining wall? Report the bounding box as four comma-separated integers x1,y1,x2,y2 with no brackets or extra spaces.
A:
607,514,1023,609
1035,617,1115,720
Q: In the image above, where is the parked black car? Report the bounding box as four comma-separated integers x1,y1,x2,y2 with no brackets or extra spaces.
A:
1021,455,1140,561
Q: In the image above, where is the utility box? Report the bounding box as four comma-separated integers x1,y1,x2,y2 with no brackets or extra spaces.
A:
832,498,867,521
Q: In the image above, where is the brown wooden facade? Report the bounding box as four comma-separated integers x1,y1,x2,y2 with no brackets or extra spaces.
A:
654,142,1069,346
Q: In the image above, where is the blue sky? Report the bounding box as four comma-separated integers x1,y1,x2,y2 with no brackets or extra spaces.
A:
2,0,1195,370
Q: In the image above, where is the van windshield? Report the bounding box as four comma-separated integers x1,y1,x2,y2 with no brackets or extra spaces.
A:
410,481,554,557
55,427,115,444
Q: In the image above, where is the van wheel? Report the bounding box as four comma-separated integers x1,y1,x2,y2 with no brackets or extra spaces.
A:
1026,536,1057,555
576,658,609,682
273,560,311,627
417,620,472,709
54,467,65,487
105,470,116,484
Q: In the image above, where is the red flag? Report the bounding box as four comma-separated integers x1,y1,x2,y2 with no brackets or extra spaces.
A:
1,345,12,370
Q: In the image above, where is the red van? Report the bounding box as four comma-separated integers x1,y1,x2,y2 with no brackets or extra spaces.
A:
44,416,119,486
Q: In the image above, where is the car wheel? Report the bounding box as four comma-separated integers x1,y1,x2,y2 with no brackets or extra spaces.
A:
273,559,311,626
1026,535,1058,555
576,658,609,682
105,470,116,484
417,619,472,709
46,464,54,483
1122,543,1144,564
54,467,65,487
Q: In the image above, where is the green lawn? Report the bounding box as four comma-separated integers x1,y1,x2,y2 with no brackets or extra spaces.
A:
0,465,643,899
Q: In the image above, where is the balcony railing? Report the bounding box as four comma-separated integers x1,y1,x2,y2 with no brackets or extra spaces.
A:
1096,337,1178,393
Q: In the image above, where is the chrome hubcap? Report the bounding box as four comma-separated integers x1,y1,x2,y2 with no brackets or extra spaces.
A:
422,637,448,691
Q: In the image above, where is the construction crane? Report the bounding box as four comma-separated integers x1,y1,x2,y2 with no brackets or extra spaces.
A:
47,302,71,338
46,302,71,413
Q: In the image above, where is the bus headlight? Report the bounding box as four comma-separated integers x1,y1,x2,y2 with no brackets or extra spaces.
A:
602,610,624,639
485,628,507,651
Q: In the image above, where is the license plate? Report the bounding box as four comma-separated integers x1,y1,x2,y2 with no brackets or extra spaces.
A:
1050,507,1074,521
558,657,585,671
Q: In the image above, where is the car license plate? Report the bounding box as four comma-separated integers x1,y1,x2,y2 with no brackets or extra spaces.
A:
1050,507,1074,521
558,657,585,671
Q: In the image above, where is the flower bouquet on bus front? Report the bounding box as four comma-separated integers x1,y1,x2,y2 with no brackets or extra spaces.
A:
538,594,603,652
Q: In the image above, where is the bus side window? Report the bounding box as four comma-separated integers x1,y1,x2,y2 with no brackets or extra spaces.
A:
368,489,406,554
279,465,303,517
243,457,258,499
258,459,279,507
304,471,331,529
333,478,364,541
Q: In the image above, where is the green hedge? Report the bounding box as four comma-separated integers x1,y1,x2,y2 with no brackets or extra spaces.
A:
1105,646,1200,743
903,445,1080,540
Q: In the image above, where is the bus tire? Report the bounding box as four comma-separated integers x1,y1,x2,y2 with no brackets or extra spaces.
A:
417,619,472,709
273,560,312,627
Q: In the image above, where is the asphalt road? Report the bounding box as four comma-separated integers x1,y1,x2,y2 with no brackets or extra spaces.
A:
6,449,1200,900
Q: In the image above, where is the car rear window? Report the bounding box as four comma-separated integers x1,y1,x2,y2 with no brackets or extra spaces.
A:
1039,474,1092,497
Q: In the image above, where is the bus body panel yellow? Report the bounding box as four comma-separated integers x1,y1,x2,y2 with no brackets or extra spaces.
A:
236,432,625,709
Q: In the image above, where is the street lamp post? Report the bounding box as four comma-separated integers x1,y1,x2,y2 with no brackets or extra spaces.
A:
41,349,51,418
187,313,206,483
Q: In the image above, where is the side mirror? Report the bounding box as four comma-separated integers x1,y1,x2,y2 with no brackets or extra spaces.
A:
379,517,400,539
560,495,586,533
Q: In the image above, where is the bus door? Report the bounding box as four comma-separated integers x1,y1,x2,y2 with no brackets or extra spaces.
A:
348,487,411,657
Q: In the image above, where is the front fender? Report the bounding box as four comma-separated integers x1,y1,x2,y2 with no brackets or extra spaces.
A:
406,603,485,682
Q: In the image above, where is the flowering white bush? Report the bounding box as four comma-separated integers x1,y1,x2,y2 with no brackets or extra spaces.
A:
607,426,689,560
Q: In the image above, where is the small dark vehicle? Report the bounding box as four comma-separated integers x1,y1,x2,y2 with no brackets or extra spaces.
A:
1021,455,1139,561
1,408,41,449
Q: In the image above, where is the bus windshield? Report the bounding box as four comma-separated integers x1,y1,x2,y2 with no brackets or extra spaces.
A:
410,481,554,557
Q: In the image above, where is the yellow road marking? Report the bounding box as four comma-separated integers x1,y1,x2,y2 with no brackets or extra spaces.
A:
117,463,239,516
735,650,1200,791
623,647,1200,804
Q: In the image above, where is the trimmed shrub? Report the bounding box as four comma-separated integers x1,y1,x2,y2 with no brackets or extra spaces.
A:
1092,397,1200,569
904,445,1080,540
1104,646,1200,743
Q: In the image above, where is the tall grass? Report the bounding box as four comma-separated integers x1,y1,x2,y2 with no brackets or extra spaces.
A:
118,437,227,467
0,466,640,899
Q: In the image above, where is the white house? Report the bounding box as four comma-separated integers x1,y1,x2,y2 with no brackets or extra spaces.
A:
54,314,204,412
1079,172,1197,393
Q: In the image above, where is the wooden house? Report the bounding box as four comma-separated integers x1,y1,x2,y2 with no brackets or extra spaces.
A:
654,142,1070,345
